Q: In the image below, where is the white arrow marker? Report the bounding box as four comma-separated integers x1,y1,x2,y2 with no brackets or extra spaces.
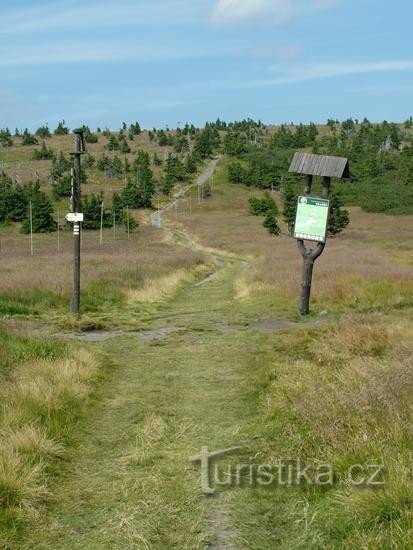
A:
65,212,84,223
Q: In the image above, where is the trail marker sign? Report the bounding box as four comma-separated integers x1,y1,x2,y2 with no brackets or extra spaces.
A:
65,212,84,223
288,152,349,315
294,196,329,243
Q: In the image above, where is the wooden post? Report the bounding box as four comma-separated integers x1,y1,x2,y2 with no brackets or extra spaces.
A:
100,202,104,245
29,200,33,256
322,176,331,198
304,174,313,195
70,129,85,315
126,205,130,239
298,240,325,315
57,209,60,253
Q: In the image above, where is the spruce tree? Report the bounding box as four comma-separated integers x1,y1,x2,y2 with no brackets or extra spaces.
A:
263,212,281,236
35,124,51,139
21,186,56,233
54,120,69,135
327,194,350,236
32,141,55,160
81,193,111,230
121,179,142,208
52,175,72,199
112,192,124,217
0,173,28,224
185,154,197,174
282,183,298,235
21,129,38,146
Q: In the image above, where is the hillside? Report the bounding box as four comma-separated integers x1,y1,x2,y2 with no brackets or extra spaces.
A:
0,119,412,548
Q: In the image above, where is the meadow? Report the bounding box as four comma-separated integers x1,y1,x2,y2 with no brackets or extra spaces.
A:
0,127,412,547
171,160,413,318
163,163,413,548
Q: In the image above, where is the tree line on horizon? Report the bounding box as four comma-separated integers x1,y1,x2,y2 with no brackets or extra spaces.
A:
0,116,412,234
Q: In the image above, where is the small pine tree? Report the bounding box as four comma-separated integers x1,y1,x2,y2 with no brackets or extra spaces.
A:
129,122,141,135
160,175,174,196
107,135,120,151
112,192,124,217
228,162,247,184
263,212,281,236
157,130,168,146
21,187,56,233
153,152,162,166
54,120,69,135
21,129,38,146
121,179,142,208
0,131,13,147
83,153,96,169
185,154,197,174
327,194,350,236
32,141,55,160
120,139,131,154
84,128,98,143
0,173,29,223
35,124,51,139
282,183,298,235
121,210,139,232
52,175,72,199
81,193,112,230
51,151,71,179
248,191,278,216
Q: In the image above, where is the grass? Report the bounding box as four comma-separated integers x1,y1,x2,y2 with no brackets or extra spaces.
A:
0,326,105,547
0,131,174,197
0,222,206,328
172,160,413,319
230,313,413,548
0,327,66,374
0,155,412,547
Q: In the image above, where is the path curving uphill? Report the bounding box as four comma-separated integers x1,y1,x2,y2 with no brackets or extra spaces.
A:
25,156,254,549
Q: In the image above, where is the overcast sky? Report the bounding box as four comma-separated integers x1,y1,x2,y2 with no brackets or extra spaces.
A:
1,0,412,130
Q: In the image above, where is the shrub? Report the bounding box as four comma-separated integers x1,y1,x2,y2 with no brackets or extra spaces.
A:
248,191,278,216
32,141,55,160
21,186,56,233
263,212,281,236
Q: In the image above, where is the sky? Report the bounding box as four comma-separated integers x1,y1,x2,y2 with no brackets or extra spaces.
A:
1,0,413,130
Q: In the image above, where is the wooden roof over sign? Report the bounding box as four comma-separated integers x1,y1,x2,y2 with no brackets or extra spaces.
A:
289,152,350,179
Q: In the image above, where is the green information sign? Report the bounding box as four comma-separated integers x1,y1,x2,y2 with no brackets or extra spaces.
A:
294,196,330,243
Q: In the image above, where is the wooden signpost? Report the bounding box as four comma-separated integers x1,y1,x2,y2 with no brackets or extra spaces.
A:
68,129,86,315
288,153,350,315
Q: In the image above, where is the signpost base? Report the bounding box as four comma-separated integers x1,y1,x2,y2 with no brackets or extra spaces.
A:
298,240,325,316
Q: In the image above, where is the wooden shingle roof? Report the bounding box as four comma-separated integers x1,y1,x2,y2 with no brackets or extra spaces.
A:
289,152,350,179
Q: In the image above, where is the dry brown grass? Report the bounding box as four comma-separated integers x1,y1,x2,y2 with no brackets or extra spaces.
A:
0,223,204,303
0,345,100,538
242,314,413,547
126,264,208,303
0,133,207,320
171,176,413,313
